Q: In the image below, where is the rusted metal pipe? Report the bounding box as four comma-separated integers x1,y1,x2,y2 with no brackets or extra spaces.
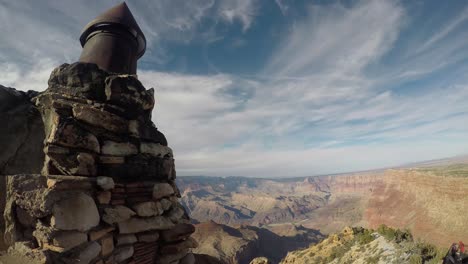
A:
78,2,146,74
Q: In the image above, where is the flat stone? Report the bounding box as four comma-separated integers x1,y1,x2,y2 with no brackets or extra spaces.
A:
52,231,87,250
114,245,134,263
140,143,172,157
46,152,97,176
98,155,174,181
89,226,115,241
152,183,174,200
160,224,196,242
48,121,99,153
97,191,112,204
102,205,136,225
45,144,70,154
97,176,115,190
127,120,168,145
180,253,196,264
75,241,101,264
104,75,155,112
168,206,186,223
160,198,173,211
101,141,137,156
51,193,99,232
73,104,128,134
116,234,137,246
43,242,66,252
137,231,159,242
100,235,114,256
46,175,95,190
98,156,125,164
128,120,139,137
132,201,162,217
47,62,108,100
118,216,175,234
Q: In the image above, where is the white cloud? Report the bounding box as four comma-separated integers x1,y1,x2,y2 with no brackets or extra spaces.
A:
265,0,404,78
217,0,259,32
0,0,259,85
0,60,55,92
275,0,289,15
417,6,468,54
2,0,468,177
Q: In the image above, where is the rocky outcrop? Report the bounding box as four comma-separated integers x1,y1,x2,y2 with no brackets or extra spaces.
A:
0,86,44,175
3,63,196,264
0,85,44,251
280,226,445,264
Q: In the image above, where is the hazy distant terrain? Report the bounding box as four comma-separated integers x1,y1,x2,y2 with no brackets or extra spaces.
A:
177,157,468,251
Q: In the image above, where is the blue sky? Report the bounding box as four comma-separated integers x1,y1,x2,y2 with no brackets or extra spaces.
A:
1,0,468,177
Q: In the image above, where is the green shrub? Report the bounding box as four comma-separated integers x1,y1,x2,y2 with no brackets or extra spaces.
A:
376,224,412,242
355,229,375,245
409,255,422,264
364,256,380,264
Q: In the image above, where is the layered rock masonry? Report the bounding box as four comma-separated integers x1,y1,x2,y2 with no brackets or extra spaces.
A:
4,63,196,264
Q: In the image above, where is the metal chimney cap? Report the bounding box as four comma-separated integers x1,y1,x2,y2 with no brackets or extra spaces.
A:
79,2,146,58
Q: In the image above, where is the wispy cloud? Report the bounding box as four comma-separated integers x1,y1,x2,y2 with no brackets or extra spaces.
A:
275,0,289,16
1,0,468,177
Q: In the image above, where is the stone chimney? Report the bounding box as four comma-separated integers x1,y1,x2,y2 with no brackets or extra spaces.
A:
3,3,196,264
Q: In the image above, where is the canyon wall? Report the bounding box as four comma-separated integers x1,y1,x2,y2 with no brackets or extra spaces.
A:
179,167,468,248
302,169,468,247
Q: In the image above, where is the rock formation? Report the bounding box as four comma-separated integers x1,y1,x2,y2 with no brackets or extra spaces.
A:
2,61,197,264
2,61,197,263
0,86,44,251
178,164,468,248
280,226,446,264
2,3,197,263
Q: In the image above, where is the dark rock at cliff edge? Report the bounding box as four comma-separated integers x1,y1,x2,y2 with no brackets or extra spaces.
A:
0,85,44,247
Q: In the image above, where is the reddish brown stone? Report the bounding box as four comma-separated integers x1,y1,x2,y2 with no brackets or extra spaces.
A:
112,188,126,193
89,226,115,241
97,191,112,204
110,193,127,199
125,187,153,193
126,197,152,204
111,199,126,205
100,235,114,256
125,182,155,188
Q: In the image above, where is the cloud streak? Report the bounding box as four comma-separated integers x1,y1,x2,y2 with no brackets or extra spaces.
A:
1,0,468,177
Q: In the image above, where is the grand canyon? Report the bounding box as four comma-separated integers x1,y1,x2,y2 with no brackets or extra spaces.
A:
176,159,468,262
2,1,468,263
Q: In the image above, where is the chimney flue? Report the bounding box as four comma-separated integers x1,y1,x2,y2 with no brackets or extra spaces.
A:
78,2,146,74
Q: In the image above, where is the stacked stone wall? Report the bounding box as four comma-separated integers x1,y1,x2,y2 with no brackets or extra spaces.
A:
3,63,196,264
